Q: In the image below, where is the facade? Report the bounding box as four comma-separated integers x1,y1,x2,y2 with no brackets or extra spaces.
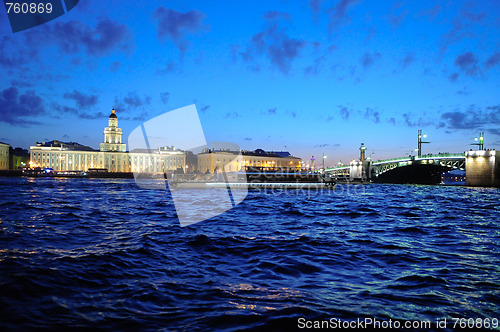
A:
0,142,10,170
197,148,302,173
30,108,187,173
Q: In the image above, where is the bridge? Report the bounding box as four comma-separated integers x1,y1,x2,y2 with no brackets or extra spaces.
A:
323,130,498,186
326,153,466,184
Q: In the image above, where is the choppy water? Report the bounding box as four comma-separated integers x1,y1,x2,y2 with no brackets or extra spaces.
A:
0,177,499,331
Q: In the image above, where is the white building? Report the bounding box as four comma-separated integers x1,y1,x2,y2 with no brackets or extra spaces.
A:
30,108,186,173
0,142,10,170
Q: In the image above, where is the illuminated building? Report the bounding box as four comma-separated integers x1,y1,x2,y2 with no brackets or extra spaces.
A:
29,108,186,173
197,148,301,173
0,142,10,170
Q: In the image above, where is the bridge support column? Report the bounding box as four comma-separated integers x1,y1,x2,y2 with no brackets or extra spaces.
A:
465,150,499,187
349,160,371,182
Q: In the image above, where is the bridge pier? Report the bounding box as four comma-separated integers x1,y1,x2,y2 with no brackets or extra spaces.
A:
349,160,371,182
465,150,499,187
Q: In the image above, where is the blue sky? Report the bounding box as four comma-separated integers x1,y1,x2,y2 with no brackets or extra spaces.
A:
0,0,499,166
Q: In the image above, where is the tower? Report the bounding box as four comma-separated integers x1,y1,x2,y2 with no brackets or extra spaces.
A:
100,108,127,152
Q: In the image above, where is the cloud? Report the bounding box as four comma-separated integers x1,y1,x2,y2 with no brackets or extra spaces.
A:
309,0,323,14
364,108,380,123
63,90,98,108
155,61,179,74
153,7,208,56
160,92,170,104
225,111,239,118
314,143,329,148
201,105,210,112
268,107,277,114
485,52,500,70
440,3,485,52
328,0,361,33
244,137,252,141
0,87,45,125
52,103,105,120
339,106,350,120
401,53,415,69
387,117,396,125
24,18,134,57
360,52,381,69
238,12,308,74
449,72,460,82
454,52,479,76
113,92,152,114
441,104,500,130
388,2,409,27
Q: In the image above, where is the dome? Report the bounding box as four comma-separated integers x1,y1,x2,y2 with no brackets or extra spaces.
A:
109,108,117,119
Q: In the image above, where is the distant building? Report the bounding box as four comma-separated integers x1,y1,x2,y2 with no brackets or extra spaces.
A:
197,148,302,173
30,108,187,173
0,142,10,170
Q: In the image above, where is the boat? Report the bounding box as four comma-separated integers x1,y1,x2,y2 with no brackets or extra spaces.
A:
167,171,336,190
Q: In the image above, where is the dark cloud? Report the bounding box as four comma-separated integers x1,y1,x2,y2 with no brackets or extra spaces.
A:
225,111,239,118
244,137,252,141
156,61,179,75
309,0,323,14
454,52,479,76
238,12,308,74
0,36,38,69
123,93,151,108
287,110,297,118
268,107,277,114
441,104,500,130
63,90,98,108
388,2,409,27
160,92,170,104
364,108,380,123
0,87,45,125
113,92,152,115
326,115,334,122
339,106,350,120
401,53,415,69
387,117,396,125
328,0,361,33
360,52,381,69
314,143,329,148
52,103,105,120
153,7,208,56
440,3,485,51
24,18,134,57
449,72,460,82
201,105,210,112
485,52,500,70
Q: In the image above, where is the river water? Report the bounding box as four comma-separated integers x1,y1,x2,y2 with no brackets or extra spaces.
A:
0,177,499,330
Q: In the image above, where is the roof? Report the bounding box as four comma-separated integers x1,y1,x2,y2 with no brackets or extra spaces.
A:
35,140,96,151
109,108,117,119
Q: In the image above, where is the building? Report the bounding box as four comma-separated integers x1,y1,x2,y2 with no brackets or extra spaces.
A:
30,108,187,173
0,142,10,170
197,148,302,173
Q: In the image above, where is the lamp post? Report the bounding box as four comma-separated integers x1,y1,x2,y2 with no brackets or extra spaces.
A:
417,129,430,158
472,132,484,150
322,153,327,170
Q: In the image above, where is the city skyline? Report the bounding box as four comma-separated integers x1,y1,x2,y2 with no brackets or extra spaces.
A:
0,1,499,166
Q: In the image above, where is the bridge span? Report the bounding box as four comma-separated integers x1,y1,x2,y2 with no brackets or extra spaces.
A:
325,153,466,185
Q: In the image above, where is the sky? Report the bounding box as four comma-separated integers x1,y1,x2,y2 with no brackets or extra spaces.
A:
0,0,499,166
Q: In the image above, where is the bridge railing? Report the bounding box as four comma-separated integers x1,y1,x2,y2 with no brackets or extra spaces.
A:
415,153,465,160
371,157,411,165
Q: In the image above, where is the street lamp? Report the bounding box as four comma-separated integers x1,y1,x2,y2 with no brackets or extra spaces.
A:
417,129,430,157
472,132,484,150
322,153,327,170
